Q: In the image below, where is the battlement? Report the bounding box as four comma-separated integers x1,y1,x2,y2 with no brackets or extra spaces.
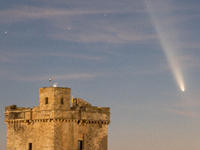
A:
5,87,110,124
5,104,110,124
5,105,32,122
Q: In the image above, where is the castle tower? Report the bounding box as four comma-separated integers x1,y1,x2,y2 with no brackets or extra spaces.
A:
5,87,110,150
39,87,71,110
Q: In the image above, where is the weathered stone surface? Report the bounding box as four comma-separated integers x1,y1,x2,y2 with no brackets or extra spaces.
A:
5,87,110,150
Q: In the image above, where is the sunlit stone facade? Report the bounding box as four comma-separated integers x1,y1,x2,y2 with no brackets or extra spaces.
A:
5,87,110,150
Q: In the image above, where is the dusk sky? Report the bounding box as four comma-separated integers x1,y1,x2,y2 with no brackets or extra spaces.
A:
1,0,200,149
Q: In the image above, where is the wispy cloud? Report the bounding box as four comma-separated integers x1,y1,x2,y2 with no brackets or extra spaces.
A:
159,53,200,72
0,5,156,44
0,4,144,24
175,94,200,108
49,52,104,61
0,50,106,64
12,73,98,82
166,109,200,118
1,2,198,45
179,54,200,70
0,50,33,63
166,93,200,118
1,1,198,48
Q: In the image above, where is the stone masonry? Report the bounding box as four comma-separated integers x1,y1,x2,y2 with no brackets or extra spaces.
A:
4,87,110,150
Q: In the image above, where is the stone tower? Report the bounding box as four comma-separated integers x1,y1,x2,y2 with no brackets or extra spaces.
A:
4,87,110,150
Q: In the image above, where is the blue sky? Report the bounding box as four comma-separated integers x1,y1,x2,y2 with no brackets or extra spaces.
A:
1,0,200,149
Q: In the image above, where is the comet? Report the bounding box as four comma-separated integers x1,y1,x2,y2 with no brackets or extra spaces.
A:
146,0,185,92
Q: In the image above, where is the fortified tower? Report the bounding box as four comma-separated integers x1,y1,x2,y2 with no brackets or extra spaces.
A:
5,87,110,150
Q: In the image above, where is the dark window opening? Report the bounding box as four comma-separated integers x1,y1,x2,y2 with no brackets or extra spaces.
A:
29,143,32,150
60,98,64,104
45,97,48,104
78,140,83,150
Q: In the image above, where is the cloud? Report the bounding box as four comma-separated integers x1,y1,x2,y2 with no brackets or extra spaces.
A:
0,50,33,63
158,52,200,72
179,54,200,70
154,53,200,73
166,93,200,118
0,3,144,24
11,73,98,82
166,109,200,118
0,49,106,64
1,1,199,45
0,5,156,44
177,41,200,50
49,52,104,61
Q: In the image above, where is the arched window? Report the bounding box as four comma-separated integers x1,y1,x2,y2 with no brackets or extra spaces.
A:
60,98,64,104
45,97,48,104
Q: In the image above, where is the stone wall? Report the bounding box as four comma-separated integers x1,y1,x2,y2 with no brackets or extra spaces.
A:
7,121,55,150
5,87,110,150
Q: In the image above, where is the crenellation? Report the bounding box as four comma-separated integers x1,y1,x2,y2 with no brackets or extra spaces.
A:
5,86,110,150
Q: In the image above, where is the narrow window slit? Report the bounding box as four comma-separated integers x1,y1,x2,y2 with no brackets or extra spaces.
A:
60,98,64,104
29,143,32,150
45,97,48,104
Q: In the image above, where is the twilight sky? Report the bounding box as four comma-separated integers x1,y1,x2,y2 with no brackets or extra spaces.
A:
1,0,200,149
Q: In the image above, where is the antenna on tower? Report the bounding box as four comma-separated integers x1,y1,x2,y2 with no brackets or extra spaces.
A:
49,78,53,87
